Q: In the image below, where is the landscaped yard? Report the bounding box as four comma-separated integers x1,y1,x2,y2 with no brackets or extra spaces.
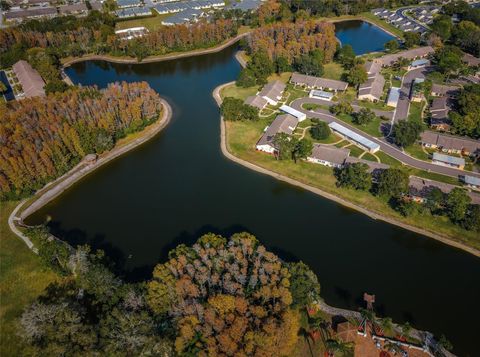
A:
337,113,383,137
115,12,169,31
408,101,425,124
322,62,346,81
405,143,431,161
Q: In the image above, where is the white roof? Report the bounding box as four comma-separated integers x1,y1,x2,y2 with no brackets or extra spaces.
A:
328,122,380,151
279,105,307,120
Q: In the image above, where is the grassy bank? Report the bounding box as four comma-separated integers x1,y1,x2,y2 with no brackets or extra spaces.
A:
220,83,479,250
0,202,59,356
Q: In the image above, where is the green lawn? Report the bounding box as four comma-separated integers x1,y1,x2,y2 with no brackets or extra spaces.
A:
362,153,379,162
408,101,425,124
221,83,259,101
337,113,383,137
302,103,329,111
349,145,365,158
356,99,394,112
115,12,169,31
223,114,479,248
0,201,59,356
405,143,431,161
358,12,405,39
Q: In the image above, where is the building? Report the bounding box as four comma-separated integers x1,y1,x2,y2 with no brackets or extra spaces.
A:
328,122,380,153
115,27,149,40
378,46,434,67
58,3,88,16
256,114,298,154
462,175,480,190
245,95,268,110
358,73,385,102
408,176,480,205
279,105,307,121
430,83,459,97
462,53,480,67
420,131,480,156
12,60,46,98
290,73,348,92
258,80,285,105
408,58,430,70
386,86,400,107
116,7,151,18
307,144,350,168
90,1,103,11
432,152,465,169
162,8,202,25
309,90,334,101
117,0,142,8
5,7,57,22
430,96,450,125
345,156,389,181
364,61,381,76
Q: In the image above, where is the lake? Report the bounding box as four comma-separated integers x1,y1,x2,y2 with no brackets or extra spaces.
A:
335,19,396,55
26,45,479,355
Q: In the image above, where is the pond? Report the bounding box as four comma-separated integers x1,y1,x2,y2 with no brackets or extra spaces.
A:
335,20,396,55
26,45,479,356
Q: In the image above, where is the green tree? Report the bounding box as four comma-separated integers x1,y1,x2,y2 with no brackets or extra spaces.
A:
0,81,7,93
45,80,69,94
221,97,259,121
330,100,353,115
376,168,409,198
310,121,330,140
425,187,444,213
403,31,421,48
438,334,454,351
248,50,275,85
395,199,421,217
431,15,453,40
273,132,298,160
392,120,424,147
336,44,356,68
462,205,480,231
293,138,313,161
435,46,464,77
384,39,399,52
446,187,471,222
353,108,375,125
275,56,292,73
287,261,321,308
295,49,324,76
335,163,371,191
236,68,256,87
346,64,368,86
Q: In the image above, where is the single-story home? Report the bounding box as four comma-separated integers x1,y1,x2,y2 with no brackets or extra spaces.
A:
290,73,348,92
378,46,434,67
430,83,459,97
364,61,381,77
408,176,480,204
462,175,480,190
245,95,268,110
462,53,480,67
258,80,286,105
345,156,389,181
420,131,480,156
256,114,298,154
58,3,88,16
358,73,385,102
432,152,465,170
329,122,380,153
12,60,45,98
307,144,350,168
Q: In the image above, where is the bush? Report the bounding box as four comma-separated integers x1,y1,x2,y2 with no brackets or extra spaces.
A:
220,97,259,121
310,121,330,140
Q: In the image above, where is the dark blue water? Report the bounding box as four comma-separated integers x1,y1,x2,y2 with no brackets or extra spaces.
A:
26,45,480,356
335,20,396,55
0,71,15,101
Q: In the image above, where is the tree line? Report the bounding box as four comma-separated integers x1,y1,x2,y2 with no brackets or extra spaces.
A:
0,82,162,200
19,230,322,356
0,12,238,64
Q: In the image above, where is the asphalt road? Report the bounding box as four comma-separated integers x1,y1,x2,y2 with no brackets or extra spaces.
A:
291,97,480,180
393,66,429,122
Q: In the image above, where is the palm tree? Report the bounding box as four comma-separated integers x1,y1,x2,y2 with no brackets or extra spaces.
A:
399,322,412,341
324,338,353,356
379,317,393,334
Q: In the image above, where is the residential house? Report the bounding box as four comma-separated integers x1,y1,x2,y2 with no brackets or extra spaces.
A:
290,73,348,92
58,3,88,16
307,144,350,168
279,105,307,121
328,122,380,153
432,152,465,169
345,156,389,182
245,95,268,110
430,83,459,97
5,7,57,23
12,60,46,98
378,46,434,67
258,80,285,106
358,73,385,102
256,114,298,154
420,131,480,156
408,176,480,204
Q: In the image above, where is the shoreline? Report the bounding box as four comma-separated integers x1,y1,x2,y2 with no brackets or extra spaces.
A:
329,15,402,39
62,33,249,67
9,98,172,250
212,82,480,259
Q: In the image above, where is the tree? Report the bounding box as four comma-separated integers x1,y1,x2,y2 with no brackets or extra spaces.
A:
346,64,368,86
236,68,256,87
376,168,409,198
385,39,399,52
392,121,424,147
295,49,324,77
462,204,480,231
352,108,375,125
335,163,371,191
273,132,298,160
293,138,313,161
446,188,471,222
330,100,353,115
395,199,421,217
438,334,454,351
431,15,453,40
336,44,356,68
425,187,444,213
310,121,330,140
435,46,464,77
0,0,11,10
399,322,412,340
403,31,421,48
247,50,275,85
379,317,393,333
0,81,7,93
45,80,69,94
220,97,259,121
275,56,292,73
452,84,480,138
287,261,320,308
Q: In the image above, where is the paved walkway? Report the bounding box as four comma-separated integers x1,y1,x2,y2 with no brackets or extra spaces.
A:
291,97,480,180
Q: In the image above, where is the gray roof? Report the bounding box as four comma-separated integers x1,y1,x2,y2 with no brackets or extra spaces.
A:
432,152,465,166
421,131,480,154
409,176,480,205
245,95,267,110
59,3,88,14
290,73,348,91
464,175,480,187
12,60,45,98
5,7,57,19
329,122,380,152
226,0,261,11
462,53,480,67
358,73,385,100
258,80,285,102
378,46,434,67
364,61,381,76
430,83,459,97
345,156,389,173
309,144,350,165
257,114,298,148
117,0,141,7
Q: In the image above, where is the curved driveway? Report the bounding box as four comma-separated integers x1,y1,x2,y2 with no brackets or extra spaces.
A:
291,97,480,179
393,66,430,121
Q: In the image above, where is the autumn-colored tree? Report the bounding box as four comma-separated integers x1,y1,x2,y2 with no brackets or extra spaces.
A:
147,232,301,356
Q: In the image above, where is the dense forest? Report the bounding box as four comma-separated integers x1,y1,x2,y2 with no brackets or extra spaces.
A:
247,21,337,64
0,12,238,64
18,231,322,356
0,82,162,200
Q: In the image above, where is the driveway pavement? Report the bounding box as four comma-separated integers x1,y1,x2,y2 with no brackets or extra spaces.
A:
393,66,430,122
291,97,480,180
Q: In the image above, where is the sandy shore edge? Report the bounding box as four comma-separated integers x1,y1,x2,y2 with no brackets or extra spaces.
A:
9,98,172,250
213,82,479,259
